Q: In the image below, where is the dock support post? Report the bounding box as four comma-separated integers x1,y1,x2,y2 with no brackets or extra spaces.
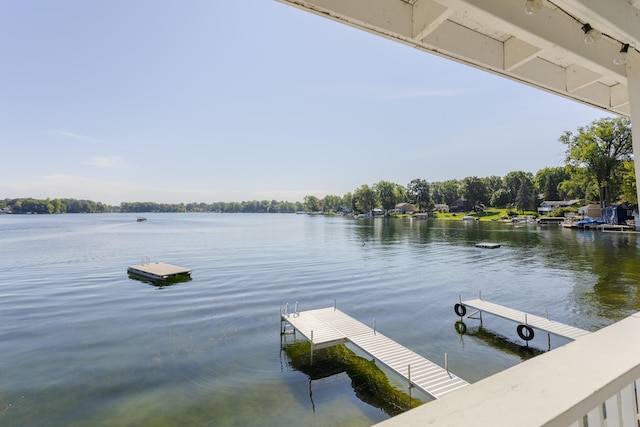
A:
310,330,314,365
333,298,336,311
545,307,550,350
407,364,412,409
373,318,376,335
295,301,298,316
445,352,449,373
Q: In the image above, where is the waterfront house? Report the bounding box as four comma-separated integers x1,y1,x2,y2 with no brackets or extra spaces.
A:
450,198,473,213
537,199,580,216
394,203,417,214
433,204,449,213
577,204,601,218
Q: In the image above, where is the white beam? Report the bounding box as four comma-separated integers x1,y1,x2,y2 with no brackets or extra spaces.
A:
435,0,626,82
512,57,565,92
422,20,503,69
412,0,453,40
559,0,640,49
610,84,630,108
504,37,540,71
565,64,602,92
275,0,414,40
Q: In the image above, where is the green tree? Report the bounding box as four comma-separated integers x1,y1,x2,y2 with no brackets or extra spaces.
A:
353,184,376,213
560,117,632,208
558,166,589,202
431,180,460,205
515,177,534,213
490,188,511,208
322,194,342,212
460,176,489,209
503,171,533,206
303,195,320,212
534,167,570,201
406,179,432,212
373,181,403,212
620,160,637,204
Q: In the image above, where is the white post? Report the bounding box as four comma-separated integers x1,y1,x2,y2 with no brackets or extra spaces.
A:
626,49,640,230
407,364,412,408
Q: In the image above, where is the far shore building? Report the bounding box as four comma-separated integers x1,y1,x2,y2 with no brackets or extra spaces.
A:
537,199,580,216
450,198,473,213
577,204,602,219
394,203,417,214
433,204,449,213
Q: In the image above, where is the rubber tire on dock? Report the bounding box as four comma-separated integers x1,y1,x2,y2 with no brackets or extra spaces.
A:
454,303,467,317
517,324,535,341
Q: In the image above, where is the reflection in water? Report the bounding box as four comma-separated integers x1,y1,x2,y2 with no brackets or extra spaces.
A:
454,321,546,359
127,273,193,288
281,341,423,416
352,218,640,322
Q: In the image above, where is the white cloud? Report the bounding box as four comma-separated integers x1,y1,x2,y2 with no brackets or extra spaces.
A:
82,156,133,169
385,88,471,100
51,130,98,143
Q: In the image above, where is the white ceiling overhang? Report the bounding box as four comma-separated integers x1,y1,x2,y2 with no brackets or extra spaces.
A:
276,0,640,117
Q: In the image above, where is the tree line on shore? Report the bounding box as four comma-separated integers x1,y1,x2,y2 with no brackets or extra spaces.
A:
0,198,306,214
305,117,635,214
2,117,634,215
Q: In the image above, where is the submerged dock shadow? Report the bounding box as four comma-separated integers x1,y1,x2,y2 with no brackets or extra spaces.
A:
127,273,192,288
454,321,545,360
281,341,423,416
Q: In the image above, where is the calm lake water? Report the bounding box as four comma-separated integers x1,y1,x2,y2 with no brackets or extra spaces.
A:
1,213,640,426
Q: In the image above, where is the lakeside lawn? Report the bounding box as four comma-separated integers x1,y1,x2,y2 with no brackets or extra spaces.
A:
433,209,538,221
390,209,538,221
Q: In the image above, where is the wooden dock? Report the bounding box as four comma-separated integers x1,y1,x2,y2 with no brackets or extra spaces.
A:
475,242,500,249
281,307,469,399
459,299,591,341
127,261,192,281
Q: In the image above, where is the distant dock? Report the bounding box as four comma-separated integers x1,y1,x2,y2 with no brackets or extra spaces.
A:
127,261,192,281
475,242,500,249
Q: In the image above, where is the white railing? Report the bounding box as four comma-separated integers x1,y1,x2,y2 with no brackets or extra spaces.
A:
572,382,640,427
375,313,640,427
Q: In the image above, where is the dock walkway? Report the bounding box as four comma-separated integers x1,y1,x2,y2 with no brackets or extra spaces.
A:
281,307,469,399
460,299,591,340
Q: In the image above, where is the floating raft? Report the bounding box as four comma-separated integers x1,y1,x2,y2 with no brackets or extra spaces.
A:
475,242,500,249
459,299,591,341
127,262,192,281
282,307,469,399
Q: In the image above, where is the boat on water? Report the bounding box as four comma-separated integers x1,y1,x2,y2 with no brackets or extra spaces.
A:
353,212,372,219
575,218,605,228
136,217,147,222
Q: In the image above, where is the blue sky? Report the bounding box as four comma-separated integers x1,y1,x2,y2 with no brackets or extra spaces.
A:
0,1,613,205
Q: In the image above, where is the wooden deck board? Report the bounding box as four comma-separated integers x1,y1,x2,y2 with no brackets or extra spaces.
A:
282,307,469,399
461,299,591,340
